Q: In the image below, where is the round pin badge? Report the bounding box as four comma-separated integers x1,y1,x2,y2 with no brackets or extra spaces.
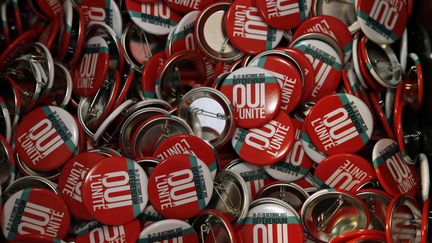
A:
386,194,422,243
192,209,238,243
75,219,141,243
206,169,250,224
248,52,303,114
293,16,353,62
126,0,182,36
15,106,79,172
80,0,123,38
264,119,313,182
255,0,311,30
147,154,213,219
194,2,244,62
58,152,107,220
372,138,419,197
220,66,281,128
290,35,343,101
1,188,70,241
305,93,373,155
314,154,375,192
224,0,283,54
231,110,295,165
237,198,304,242
73,36,110,97
138,219,199,242
81,157,149,225
356,189,392,231
356,0,407,44
301,189,370,242
153,134,219,178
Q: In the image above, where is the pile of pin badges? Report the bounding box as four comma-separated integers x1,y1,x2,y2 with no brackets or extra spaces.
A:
0,0,430,242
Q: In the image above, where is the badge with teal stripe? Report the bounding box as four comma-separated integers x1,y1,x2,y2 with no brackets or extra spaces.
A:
6,188,31,240
41,106,76,153
243,216,300,224
337,94,370,144
126,159,142,218
357,10,400,42
139,227,196,243
188,155,207,210
293,43,343,71
129,10,178,27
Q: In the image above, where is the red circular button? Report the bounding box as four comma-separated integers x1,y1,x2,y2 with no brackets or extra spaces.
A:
232,111,295,165
305,93,373,155
15,106,79,172
225,0,283,54
248,54,303,114
255,0,311,30
147,154,214,219
75,219,141,243
1,188,70,241
73,36,110,97
58,152,107,220
314,154,376,192
81,157,149,225
356,0,407,44
220,66,282,128
153,134,219,178
372,138,419,197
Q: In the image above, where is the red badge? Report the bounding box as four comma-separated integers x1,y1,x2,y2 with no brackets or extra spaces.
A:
356,0,407,44
220,66,282,128
293,16,353,62
291,38,342,101
224,0,283,54
73,36,110,97
1,188,70,241
372,138,419,197
125,0,182,36
305,93,373,155
264,119,313,182
141,51,165,99
138,219,199,242
237,200,304,242
153,134,219,178
231,111,295,165
75,219,141,243
314,154,376,192
81,157,149,225
58,152,107,220
147,154,214,219
256,0,311,30
248,54,303,113
15,106,79,172
80,0,123,37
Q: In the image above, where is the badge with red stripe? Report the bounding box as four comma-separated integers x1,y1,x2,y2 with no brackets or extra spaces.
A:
147,154,213,219
81,157,149,225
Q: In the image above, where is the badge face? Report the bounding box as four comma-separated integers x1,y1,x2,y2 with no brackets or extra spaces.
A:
248,54,303,114
58,152,107,220
305,93,373,155
138,219,199,242
15,106,79,172
372,138,419,197
224,0,283,54
220,66,282,128
264,119,313,182
1,188,71,241
73,36,110,97
232,111,295,165
126,0,182,36
293,16,353,62
237,200,304,242
356,0,407,44
81,157,149,225
291,38,342,101
75,219,141,243
313,154,376,192
255,0,311,30
81,0,123,37
147,154,213,219
153,134,219,178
